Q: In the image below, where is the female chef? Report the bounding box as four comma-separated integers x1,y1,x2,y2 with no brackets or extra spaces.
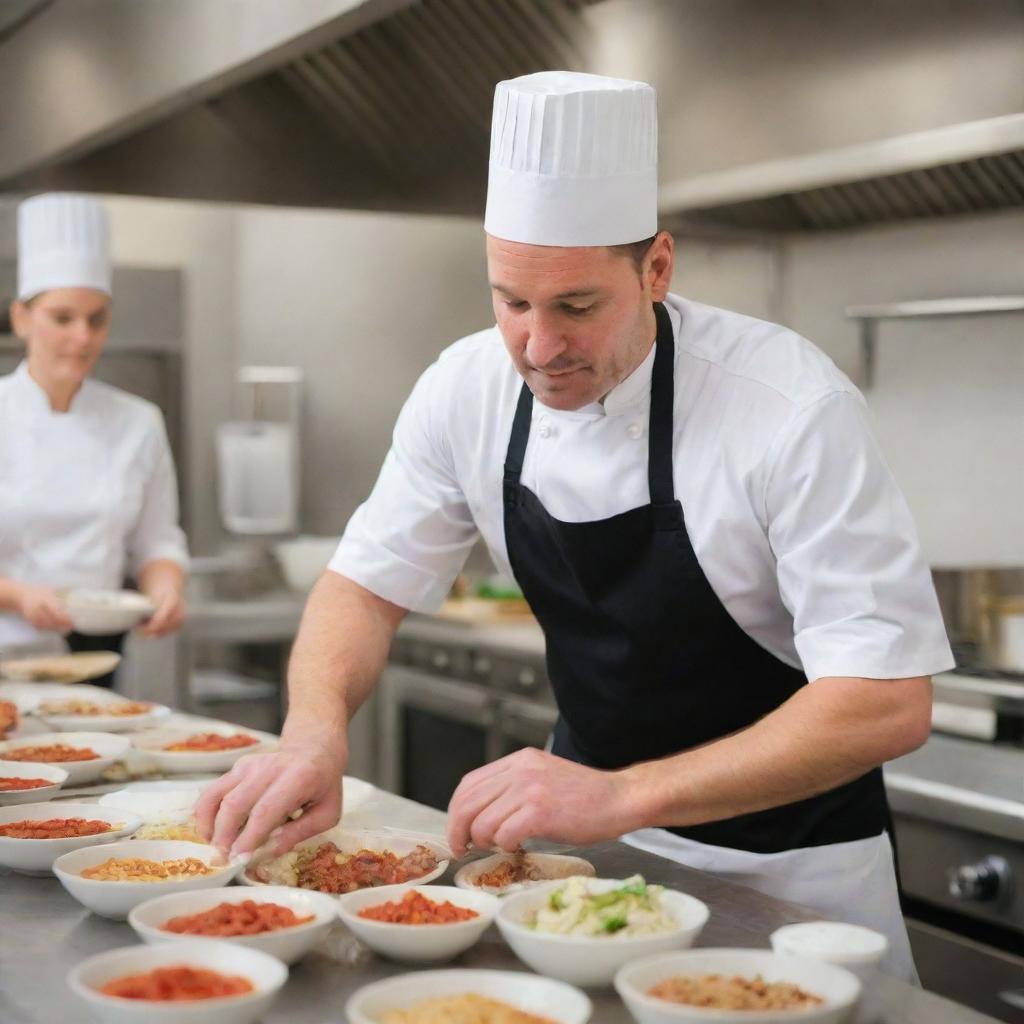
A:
196,73,953,979
0,193,189,682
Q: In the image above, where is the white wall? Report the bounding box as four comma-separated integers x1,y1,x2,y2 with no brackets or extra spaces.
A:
779,210,1024,567
233,206,494,537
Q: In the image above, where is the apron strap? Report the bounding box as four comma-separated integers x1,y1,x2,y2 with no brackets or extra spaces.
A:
504,379,534,484
648,302,677,506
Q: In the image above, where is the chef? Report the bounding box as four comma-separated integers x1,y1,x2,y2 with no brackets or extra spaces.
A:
0,193,189,681
197,72,953,978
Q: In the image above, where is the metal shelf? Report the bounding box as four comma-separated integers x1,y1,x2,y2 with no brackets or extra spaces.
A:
845,296,1024,387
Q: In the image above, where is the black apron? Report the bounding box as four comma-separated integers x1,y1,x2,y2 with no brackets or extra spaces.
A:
502,302,890,854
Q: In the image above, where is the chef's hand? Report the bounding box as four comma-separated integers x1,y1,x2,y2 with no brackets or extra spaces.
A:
138,585,186,637
446,747,638,857
15,584,74,633
194,737,345,857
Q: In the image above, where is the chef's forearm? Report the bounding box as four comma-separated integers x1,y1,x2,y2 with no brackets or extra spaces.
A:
0,577,22,612
621,675,932,831
280,570,406,755
137,559,185,597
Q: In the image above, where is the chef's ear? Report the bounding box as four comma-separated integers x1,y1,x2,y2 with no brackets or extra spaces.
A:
645,231,674,303
8,298,32,342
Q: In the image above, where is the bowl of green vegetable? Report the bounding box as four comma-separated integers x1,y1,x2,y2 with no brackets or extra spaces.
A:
495,875,709,988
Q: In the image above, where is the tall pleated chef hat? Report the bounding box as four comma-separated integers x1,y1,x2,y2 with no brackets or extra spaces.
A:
17,192,112,300
484,70,658,247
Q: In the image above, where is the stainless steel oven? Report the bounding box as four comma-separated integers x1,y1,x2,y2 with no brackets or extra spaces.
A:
377,632,556,812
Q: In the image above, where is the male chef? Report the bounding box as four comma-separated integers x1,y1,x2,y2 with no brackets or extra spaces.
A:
198,72,953,979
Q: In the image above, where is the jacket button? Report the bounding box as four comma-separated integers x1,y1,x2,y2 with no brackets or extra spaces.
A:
627,423,644,439
538,423,553,439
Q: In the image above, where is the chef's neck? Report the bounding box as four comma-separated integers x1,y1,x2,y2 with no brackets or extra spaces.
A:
26,358,84,413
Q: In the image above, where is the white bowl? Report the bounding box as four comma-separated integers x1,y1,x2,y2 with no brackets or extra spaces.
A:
130,727,274,775
0,802,141,875
53,839,244,920
41,701,172,734
454,851,597,895
0,758,68,805
614,949,862,1024
99,786,203,823
129,885,339,964
770,922,889,984
346,968,592,1024
0,730,130,785
67,939,287,1024
241,826,449,892
496,878,710,988
63,589,156,636
272,535,339,591
337,884,500,964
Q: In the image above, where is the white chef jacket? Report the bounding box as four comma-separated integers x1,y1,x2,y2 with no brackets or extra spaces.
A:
332,293,954,979
0,361,189,649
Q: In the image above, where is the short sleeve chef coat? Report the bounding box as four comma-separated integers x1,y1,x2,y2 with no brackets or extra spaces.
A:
332,294,954,684
0,361,189,649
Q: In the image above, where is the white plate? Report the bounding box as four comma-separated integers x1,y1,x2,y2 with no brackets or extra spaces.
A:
0,759,68,805
614,949,861,1024
129,885,339,965
53,839,245,920
130,726,275,774
0,802,141,875
63,588,156,636
67,939,287,1024
99,786,203,824
40,701,171,734
0,730,130,785
337,884,500,964
454,851,596,895
242,826,449,893
346,969,592,1024
497,878,710,988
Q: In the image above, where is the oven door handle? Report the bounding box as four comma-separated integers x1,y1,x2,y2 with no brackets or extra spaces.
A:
500,696,559,746
1001,990,1024,1011
380,666,494,726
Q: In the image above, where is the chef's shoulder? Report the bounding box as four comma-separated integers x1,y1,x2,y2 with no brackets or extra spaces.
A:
85,378,171,451
678,298,860,415
402,324,518,437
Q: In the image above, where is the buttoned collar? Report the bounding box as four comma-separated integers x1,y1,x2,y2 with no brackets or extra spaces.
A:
10,360,96,418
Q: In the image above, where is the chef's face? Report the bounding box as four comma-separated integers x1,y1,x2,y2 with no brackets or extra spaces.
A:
487,232,674,411
10,288,112,387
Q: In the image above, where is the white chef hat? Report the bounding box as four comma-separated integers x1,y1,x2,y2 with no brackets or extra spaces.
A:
17,192,112,300
485,70,658,248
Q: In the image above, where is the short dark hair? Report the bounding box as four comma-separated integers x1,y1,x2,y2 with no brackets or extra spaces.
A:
609,234,657,273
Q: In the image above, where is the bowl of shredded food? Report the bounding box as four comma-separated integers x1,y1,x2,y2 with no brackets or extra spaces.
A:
614,949,861,1024
0,730,130,784
455,850,596,895
53,839,244,919
337,884,500,963
0,802,142,875
0,758,68,806
346,968,592,1024
38,696,171,733
129,885,339,964
241,827,449,894
496,875,710,988
67,939,287,1024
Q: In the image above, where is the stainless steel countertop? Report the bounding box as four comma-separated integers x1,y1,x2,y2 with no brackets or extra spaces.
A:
0,786,1003,1024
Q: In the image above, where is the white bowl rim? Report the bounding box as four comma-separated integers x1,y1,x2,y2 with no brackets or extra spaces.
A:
0,729,130,758
337,883,500,930
454,851,597,891
496,878,710,945
129,884,339,935
0,803,142,840
613,948,863,1015
0,759,69,784
53,839,235,882
66,938,288,1007
345,967,593,1021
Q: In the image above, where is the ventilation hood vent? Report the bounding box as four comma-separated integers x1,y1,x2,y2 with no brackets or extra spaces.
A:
661,114,1024,232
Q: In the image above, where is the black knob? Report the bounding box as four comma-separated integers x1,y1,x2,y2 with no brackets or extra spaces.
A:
948,857,1011,902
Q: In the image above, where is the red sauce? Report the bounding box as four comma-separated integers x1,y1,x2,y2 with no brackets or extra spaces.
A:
162,900,314,936
0,817,114,839
98,966,254,1001
3,744,99,763
0,776,53,791
294,843,440,894
358,889,479,924
164,733,259,752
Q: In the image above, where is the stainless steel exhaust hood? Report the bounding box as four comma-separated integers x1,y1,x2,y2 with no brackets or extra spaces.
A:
660,114,1024,232
3,0,1022,233
0,0,594,216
